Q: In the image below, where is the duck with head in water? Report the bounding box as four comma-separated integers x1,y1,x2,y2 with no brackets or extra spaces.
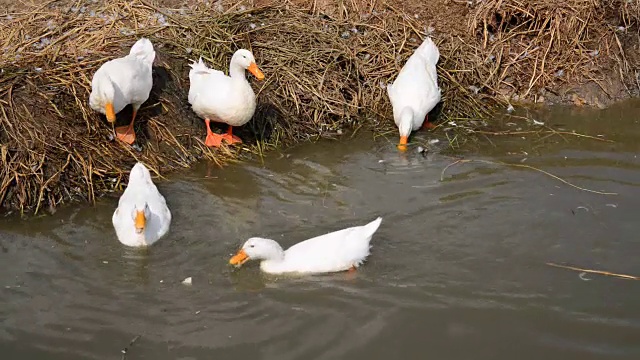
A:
387,37,441,152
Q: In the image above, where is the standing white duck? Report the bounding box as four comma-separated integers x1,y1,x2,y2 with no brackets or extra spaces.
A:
89,37,156,145
387,37,441,151
229,217,383,274
188,49,265,147
112,162,171,247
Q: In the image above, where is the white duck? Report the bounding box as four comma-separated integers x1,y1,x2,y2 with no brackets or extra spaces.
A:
387,37,441,151
112,162,172,247
89,37,156,145
229,217,382,274
188,50,265,147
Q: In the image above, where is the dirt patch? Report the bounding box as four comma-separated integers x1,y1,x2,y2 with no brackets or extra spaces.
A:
0,0,638,215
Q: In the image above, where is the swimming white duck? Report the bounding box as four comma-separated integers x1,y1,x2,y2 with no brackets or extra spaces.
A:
112,162,172,247
229,217,382,274
387,37,441,151
188,50,265,147
89,37,155,145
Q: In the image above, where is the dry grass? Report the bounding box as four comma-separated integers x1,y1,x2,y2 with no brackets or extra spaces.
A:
468,0,636,103
0,0,637,214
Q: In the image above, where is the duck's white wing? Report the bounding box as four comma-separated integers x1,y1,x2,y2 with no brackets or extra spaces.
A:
282,217,382,273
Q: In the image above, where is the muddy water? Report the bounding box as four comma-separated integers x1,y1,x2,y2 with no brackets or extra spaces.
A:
1,102,640,359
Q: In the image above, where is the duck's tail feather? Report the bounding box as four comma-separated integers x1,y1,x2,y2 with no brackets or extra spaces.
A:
361,217,383,239
129,38,156,67
188,57,212,79
415,37,440,66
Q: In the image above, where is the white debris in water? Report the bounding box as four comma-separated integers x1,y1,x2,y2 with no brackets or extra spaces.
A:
185,47,192,54
416,146,424,153
414,14,419,19
448,121,458,127
363,53,370,61
351,28,358,33
554,69,565,77
182,277,193,285
589,49,599,57
239,5,246,11
428,139,440,145
506,104,515,113
378,159,385,163
34,67,43,72
578,272,592,281
606,204,618,208
249,23,256,29
468,85,480,94
532,119,544,126
616,26,626,32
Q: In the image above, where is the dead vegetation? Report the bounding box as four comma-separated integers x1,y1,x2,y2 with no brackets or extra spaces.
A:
0,0,637,215
468,0,639,105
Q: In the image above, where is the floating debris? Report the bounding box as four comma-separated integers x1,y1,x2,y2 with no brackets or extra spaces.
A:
182,277,193,285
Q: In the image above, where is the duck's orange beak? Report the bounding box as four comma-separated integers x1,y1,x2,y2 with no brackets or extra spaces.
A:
105,102,116,123
397,135,408,152
134,210,146,234
229,249,250,266
247,62,265,81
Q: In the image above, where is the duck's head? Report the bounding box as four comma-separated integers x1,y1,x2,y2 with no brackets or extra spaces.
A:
232,49,265,81
397,107,414,152
229,237,284,267
90,73,116,123
132,203,151,235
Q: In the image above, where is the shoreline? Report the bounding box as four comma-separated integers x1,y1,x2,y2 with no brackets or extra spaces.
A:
0,0,638,215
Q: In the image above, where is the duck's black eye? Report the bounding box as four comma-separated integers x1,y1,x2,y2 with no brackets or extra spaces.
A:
250,244,255,248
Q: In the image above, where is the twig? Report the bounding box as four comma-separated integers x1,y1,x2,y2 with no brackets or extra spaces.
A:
121,334,141,360
547,262,640,281
440,159,618,195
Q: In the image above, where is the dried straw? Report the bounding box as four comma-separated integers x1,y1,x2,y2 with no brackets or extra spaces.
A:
0,0,636,214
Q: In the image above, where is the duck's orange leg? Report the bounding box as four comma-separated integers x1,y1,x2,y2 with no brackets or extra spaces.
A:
204,118,224,147
115,109,137,145
421,114,436,130
221,125,243,145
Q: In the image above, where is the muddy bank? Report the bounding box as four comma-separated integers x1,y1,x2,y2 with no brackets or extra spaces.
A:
0,0,638,215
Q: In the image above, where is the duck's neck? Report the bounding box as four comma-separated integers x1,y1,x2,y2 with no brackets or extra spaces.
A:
259,247,286,272
229,61,247,80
